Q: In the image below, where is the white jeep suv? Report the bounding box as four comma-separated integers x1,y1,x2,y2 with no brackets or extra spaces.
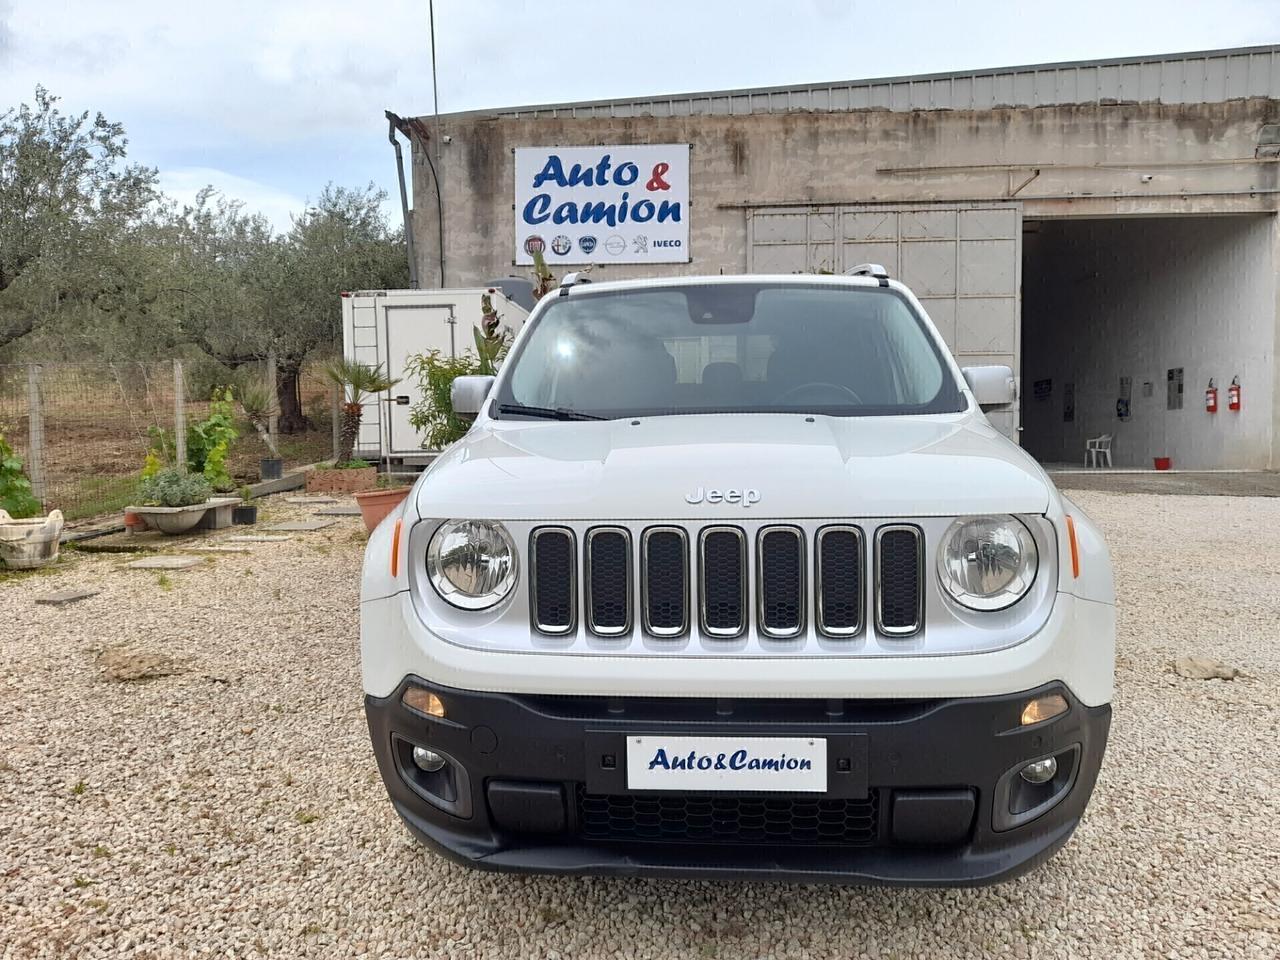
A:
360,271,1115,885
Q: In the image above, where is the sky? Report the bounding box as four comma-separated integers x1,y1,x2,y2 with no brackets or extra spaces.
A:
3,0,1279,231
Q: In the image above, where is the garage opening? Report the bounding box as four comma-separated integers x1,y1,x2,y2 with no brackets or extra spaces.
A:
1019,215,1276,470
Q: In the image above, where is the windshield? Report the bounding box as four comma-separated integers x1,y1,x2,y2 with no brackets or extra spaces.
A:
496,283,964,420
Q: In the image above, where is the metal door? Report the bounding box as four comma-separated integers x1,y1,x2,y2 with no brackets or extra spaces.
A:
747,203,1022,438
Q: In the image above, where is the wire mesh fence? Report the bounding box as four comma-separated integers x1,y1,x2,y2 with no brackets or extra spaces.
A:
0,361,338,526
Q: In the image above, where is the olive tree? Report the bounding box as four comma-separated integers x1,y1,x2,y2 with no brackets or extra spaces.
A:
0,87,159,353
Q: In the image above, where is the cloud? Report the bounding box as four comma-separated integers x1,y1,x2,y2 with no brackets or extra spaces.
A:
2,0,1278,226
157,167,308,233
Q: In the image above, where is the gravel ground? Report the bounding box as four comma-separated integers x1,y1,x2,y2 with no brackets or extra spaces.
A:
1,492,1277,959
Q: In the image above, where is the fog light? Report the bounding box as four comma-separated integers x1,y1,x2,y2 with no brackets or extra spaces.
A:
1020,693,1068,726
402,687,446,718
1019,756,1058,784
412,746,447,773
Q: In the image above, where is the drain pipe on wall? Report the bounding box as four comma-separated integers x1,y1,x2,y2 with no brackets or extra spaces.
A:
385,112,418,290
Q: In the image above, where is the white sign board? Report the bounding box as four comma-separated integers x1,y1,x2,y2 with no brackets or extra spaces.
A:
514,144,690,265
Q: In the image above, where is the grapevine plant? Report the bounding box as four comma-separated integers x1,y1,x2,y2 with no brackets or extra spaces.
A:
0,433,41,519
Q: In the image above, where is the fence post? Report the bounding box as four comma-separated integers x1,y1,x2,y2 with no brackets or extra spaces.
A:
25,364,47,508
331,382,342,461
265,352,279,442
173,359,187,474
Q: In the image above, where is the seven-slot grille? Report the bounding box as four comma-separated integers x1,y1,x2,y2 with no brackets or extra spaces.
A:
529,522,923,640
585,528,631,636
875,525,924,636
529,528,576,635
757,527,805,638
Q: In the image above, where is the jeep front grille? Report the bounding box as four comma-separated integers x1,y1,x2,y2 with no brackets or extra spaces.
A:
585,527,631,636
757,527,805,638
875,525,923,636
526,520,927,642
816,526,863,637
699,527,748,638
641,527,689,637
529,528,576,635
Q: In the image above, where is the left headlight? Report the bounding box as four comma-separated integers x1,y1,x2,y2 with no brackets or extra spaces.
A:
937,515,1038,611
426,519,518,610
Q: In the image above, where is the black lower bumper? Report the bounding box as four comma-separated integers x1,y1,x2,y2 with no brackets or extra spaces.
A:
365,679,1110,886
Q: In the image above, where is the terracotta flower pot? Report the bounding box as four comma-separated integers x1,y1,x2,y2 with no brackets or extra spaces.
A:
306,465,377,494
354,487,411,533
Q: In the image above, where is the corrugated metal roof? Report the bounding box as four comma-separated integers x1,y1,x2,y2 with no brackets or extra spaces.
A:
443,44,1280,120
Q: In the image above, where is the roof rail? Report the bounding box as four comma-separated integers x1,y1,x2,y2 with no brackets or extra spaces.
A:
557,271,592,295
847,263,890,287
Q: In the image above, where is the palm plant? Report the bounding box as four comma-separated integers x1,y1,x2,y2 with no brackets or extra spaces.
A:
325,359,400,465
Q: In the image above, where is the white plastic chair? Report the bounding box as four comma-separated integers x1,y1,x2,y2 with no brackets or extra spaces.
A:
1085,434,1113,468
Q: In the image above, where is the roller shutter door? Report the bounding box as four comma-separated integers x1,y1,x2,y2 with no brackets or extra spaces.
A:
747,202,1021,439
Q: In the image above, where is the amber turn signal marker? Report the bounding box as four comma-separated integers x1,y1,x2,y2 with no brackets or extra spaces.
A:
402,687,446,718
1020,693,1069,726
390,518,403,578
1065,515,1081,579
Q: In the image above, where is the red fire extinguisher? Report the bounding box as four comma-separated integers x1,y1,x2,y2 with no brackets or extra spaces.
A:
1228,376,1241,412
1204,379,1218,414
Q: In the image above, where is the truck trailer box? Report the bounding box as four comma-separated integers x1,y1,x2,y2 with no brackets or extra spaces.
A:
341,288,529,460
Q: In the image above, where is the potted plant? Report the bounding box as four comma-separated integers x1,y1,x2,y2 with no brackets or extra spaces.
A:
354,475,413,533
238,377,283,481
306,360,399,494
128,469,222,534
233,485,257,525
0,432,63,569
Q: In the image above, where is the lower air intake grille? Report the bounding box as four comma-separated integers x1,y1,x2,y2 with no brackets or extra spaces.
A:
530,528,575,634
877,526,922,636
700,527,746,638
576,786,880,846
586,528,630,635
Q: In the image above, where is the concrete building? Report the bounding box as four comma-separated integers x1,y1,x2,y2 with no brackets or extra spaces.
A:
406,45,1280,469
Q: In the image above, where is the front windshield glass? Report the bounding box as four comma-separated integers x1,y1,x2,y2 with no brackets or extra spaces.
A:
497,283,964,419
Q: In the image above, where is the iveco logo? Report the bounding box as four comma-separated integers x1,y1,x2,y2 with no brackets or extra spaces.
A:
685,487,761,507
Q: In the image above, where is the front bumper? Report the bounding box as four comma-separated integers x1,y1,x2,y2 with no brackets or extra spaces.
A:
365,678,1110,885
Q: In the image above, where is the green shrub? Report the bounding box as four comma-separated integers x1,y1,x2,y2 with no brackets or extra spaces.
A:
137,469,213,508
405,350,483,450
0,433,41,519
142,389,239,491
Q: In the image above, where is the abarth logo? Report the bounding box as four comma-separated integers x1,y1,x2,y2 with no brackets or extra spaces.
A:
685,487,761,507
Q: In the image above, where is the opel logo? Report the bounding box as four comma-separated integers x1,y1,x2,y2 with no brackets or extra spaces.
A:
685,487,761,507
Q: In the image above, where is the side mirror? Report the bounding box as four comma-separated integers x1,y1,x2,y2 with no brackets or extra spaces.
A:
450,375,495,421
962,365,1016,407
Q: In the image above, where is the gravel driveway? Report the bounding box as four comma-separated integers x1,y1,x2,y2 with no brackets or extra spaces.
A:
2,492,1277,959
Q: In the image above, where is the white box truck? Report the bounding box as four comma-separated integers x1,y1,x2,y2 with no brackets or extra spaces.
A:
341,288,530,462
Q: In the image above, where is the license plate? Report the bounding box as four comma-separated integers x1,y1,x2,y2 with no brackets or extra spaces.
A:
626,736,827,792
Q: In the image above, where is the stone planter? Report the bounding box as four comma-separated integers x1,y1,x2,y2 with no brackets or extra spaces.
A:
354,486,411,533
127,497,241,535
0,509,64,569
306,466,377,494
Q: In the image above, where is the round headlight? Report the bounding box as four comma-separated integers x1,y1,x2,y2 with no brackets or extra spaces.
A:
937,515,1038,611
427,520,518,610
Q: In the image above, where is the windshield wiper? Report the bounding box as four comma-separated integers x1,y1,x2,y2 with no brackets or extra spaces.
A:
496,402,604,421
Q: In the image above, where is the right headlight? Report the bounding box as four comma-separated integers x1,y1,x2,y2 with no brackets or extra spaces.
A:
937,515,1038,611
426,519,518,610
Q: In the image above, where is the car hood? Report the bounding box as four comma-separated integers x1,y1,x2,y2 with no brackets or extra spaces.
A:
414,413,1052,521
